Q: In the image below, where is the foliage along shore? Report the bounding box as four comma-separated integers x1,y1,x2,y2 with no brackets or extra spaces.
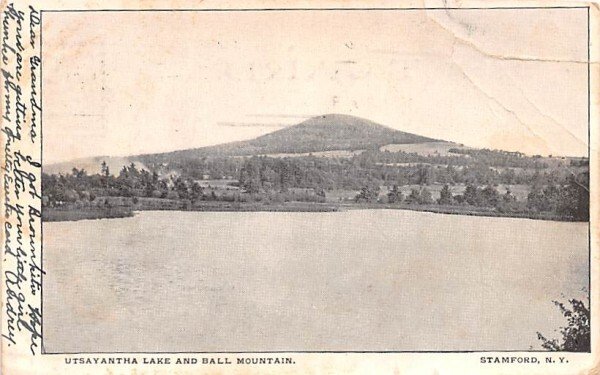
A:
42,199,340,222
43,147,589,223
43,206,134,222
42,196,585,223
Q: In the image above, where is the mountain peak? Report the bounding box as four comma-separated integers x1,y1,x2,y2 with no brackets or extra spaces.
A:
149,114,438,159
250,113,436,152
46,114,446,173
296,113,392,130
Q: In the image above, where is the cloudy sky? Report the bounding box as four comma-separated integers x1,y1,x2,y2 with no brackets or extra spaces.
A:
43,8,588,163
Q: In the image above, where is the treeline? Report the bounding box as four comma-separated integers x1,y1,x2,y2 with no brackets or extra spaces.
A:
526,178,589,221
352,171,589,221
42,162,325,207
43,162,207,205
141,156,241,180
235,154,579,191
138,149,584,189
375,148,550,169
42,150,589,221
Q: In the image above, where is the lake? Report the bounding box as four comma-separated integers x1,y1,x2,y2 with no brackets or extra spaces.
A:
42,210,589,353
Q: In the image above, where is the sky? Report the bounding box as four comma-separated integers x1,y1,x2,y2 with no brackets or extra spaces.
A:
43,8,589,163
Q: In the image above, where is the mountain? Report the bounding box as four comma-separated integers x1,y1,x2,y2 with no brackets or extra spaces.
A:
141,114,438,161
45,114,448,174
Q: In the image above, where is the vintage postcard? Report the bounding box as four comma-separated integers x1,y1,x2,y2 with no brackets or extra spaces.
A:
1,0,598,374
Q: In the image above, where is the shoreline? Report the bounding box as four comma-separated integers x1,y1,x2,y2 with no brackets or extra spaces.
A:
42,206,135,222
42,201,584,223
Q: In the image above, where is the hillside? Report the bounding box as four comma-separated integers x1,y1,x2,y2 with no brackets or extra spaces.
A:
139,114,438,162
42,113,589,222
46,114,442,174
248,114,436,153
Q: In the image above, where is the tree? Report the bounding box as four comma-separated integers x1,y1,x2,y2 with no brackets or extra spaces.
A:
496,188,519,213
416,165,434,185
405,189,421,205
500,168,516,184
100,161,110,188
315,187,326,202
527,186,547,212
503,189,516,203
463,184,481,206
438,184,453,205
558,172,589,221
418,188,434,205
387,185,403,204
481,185,500,207
101,160,110,177
537,298,590,352
174,177,189,200
542,185,561,212
240,158,262,194
190,182,204,201
355,184,380,203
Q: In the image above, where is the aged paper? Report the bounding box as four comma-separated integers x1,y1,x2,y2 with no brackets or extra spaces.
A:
1,0,598,373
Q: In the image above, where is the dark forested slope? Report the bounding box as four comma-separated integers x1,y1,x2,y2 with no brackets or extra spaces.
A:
139,114,437,163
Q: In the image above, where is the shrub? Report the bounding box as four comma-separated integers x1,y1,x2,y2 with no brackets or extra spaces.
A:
537,298,590,352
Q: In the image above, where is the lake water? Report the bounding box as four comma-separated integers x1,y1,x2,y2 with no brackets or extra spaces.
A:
43,210,588,352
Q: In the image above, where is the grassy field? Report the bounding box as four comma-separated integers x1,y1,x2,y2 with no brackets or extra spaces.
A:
379,141,465,156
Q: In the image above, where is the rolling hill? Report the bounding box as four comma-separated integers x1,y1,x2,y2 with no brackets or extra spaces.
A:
45,114,450,174
139,114,440,162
